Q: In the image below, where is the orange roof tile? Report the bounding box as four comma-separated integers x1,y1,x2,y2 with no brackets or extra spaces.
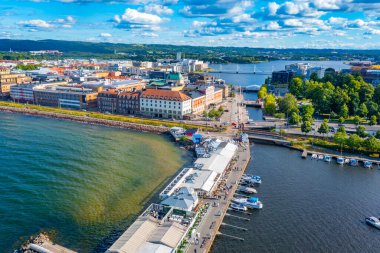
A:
142,89,191,101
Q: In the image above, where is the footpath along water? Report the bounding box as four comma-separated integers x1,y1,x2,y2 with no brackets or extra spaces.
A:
211,143,380,253
0,112,186,252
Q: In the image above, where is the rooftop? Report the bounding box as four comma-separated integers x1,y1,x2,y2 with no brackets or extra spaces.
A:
142,89,191,101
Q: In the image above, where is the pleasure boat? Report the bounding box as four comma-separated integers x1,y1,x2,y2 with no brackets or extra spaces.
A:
311,154,318,159
243,175,262,184
245,197,263,209
337,157,344,165
230,203,247,211
364,161,372,169
232,197,263,209
324,155,332,162
344,158,350,164
350,159,358,166
365,217,380,230
238,186,257,194
318,154,324,160
232,197,247,204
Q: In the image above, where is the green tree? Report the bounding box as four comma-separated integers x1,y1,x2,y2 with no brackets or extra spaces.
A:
338,116,345,124
289,112,301,125
358,103,368,118
356,125,367,138
289,77,303,97
318,119,330,136
337,125,346,134
258,85,267,99
346,134,363,150
369,115,377,126
334,131,348,147
374,86,380,105
301,104,315,120
277,93,299,115
340,104,349,118
359,82,374,103
264,94,276,116
301,120,312,135
310,72,319,82
366,101,379,117
363,136,380,153
375,130,380,140
353,115,361,126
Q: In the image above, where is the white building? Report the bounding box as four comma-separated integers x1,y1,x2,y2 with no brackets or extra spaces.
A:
140,89,192,119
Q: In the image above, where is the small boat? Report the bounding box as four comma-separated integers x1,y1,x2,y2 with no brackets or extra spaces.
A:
238,186,257,194
350,159,358,166
364,161,372,169
344,158,350,164
324,155,332,162
242,175,262,184
365,217,380,230
311,154,318,159
251,176,262,184
230,203,247,211
245,197,263,209
318,154,324,160
337,157,344,165
232,197,248,204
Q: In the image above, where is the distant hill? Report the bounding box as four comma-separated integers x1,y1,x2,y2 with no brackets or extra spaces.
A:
0,39,379,63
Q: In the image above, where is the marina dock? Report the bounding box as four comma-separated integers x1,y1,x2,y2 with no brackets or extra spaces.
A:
303,150,380,165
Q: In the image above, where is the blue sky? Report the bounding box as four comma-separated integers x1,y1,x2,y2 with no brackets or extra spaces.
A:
1,0,380,49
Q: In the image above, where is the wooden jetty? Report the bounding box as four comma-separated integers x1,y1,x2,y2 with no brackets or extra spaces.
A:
302,150,380,165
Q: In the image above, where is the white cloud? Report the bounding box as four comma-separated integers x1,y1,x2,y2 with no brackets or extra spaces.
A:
17,19,53,30
142,4,173,15
313,0,345,10
284,19,303,27
265,21,280,30
268,2,280,15
114,8,164,31
328,17,347,25
100,32,112,37
141,32,159,37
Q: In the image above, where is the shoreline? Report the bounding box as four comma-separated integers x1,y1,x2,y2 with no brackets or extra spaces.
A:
0,106,169,134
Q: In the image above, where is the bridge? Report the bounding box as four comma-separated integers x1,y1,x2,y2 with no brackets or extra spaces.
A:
243,101,263,108
209,64,272,75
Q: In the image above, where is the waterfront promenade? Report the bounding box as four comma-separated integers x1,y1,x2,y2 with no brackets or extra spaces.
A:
186,143,251,253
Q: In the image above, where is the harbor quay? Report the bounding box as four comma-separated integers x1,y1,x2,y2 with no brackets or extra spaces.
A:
104,134,250,253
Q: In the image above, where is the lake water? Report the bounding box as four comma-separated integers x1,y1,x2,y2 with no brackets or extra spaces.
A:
0,112,186,252
210,61,350,121
211,143,380,253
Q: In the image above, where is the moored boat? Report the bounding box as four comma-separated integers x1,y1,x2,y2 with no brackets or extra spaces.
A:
365,217,380,230
245,197,263,209
344,158,350,164
364,161,372,169
324,155,332,162
318,154,324,160
350,159,358,166
337,157,344,165
238,186,257,194
230,203,247,211
311,154,318,159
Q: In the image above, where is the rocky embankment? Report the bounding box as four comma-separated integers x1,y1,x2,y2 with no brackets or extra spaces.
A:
0,106,169,133
16,232,50,253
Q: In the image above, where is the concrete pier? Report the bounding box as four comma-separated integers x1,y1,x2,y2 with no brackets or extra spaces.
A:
186,143,251,253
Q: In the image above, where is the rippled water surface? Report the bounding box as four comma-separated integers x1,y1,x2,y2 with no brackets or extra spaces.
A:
212,144,380,253
0,112,185,252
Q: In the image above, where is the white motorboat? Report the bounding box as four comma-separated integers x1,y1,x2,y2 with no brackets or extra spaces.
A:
232,197,248,204
245,197,263,209
344,158,350,164
350,159,358,166
243,175,262,184
311,154,318,159
365,217,380,230
238,186,257,194
230,203,247,211
337,157,344,165
318,154,324,160
364,161,372,169
324,155,332,162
